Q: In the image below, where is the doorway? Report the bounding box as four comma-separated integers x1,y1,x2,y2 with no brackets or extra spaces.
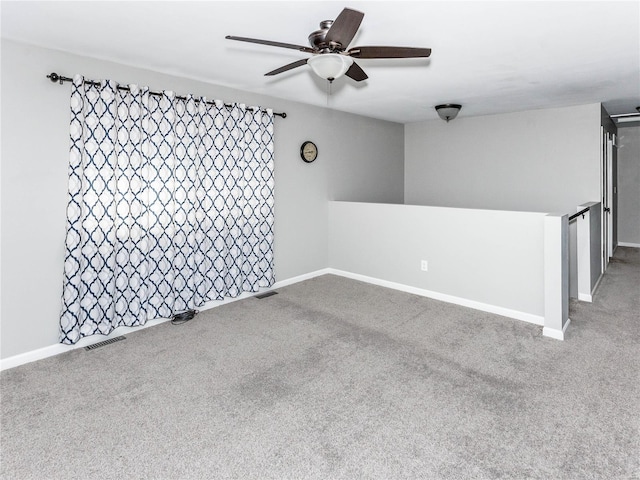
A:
601,127,615,273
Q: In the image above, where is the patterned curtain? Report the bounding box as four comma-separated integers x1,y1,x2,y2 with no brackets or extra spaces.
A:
60,75,275,344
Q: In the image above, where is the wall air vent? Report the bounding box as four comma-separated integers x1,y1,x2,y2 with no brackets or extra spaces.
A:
84,336,126,351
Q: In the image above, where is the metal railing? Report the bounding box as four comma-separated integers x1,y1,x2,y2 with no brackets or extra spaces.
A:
568,207,590,222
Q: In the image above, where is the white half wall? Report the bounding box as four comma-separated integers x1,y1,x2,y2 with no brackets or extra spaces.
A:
328,201,546,323
543,213,570,340
0,40,405,360
575,202,603,302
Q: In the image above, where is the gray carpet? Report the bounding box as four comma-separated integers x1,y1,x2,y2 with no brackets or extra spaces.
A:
1,248,639,479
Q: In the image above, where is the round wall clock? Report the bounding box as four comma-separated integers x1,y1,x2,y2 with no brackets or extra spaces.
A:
300,141,318,163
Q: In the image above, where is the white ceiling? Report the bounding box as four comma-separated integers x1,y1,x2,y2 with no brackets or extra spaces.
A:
2,1,639,123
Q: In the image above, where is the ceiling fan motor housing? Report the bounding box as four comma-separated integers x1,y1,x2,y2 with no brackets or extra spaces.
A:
308,20,336,51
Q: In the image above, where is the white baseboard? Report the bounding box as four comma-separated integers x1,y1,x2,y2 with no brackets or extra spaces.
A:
578,272,604,304
0,267,547,370
0,344,74,372
273,269,332,288
543,318,571,341
0,270,332,372
189,271,330,314
618,242,640,248
590,273,603,299
0,316,173,371
326,268,545,326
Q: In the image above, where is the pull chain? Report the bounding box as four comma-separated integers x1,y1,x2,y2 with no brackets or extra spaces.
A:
326,79,333,107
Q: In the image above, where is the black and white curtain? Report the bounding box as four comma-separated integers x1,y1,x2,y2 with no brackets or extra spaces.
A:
60,75,275,344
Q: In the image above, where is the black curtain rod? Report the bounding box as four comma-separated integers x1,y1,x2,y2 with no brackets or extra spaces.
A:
46,72,287,119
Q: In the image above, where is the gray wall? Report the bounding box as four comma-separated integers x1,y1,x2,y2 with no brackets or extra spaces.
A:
617,125,640,245
0,39,404,359
404,104,604,300
404,104,602,213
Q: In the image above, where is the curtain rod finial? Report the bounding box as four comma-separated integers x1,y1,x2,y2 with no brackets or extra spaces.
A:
47,72,61,84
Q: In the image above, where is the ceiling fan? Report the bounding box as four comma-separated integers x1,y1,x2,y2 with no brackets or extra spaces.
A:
226,7,431,83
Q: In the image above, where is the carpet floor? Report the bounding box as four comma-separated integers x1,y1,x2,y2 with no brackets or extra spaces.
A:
1,248,638,479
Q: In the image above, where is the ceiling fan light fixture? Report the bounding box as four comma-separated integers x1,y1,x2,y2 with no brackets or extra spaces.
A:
307,53,353,82
435,104,462,122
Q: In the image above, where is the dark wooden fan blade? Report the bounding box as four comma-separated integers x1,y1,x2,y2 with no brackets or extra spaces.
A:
345,62,368,82
348,46,432,59
226,35,315,54
265,59,309,76
325,8,364,49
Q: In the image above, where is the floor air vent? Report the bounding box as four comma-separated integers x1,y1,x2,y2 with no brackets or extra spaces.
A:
255,291,278,299
85,336,126,351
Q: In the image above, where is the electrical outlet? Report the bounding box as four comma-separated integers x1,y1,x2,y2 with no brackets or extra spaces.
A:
421,260,428,271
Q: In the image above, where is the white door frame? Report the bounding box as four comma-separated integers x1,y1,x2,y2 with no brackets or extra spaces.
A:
607,133,614,257
601,128,614,273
